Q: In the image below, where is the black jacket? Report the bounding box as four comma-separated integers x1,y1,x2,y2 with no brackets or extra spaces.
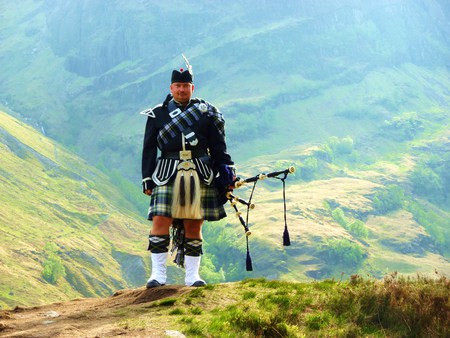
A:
141,95,233,185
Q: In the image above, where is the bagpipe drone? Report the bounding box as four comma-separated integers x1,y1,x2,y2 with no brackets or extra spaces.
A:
226,166,296,271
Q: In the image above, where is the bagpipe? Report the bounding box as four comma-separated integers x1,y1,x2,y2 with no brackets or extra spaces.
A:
225,166,296,271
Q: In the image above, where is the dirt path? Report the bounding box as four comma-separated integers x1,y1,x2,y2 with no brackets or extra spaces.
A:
0,286,190,337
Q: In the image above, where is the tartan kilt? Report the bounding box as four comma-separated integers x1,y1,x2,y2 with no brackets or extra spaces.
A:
147,179,227,221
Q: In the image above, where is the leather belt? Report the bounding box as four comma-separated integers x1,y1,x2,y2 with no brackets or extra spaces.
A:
161,149,208,159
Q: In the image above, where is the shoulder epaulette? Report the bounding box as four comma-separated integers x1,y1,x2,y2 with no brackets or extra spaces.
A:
139,104,161,118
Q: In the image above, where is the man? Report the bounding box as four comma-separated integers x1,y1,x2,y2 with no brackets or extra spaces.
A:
141,60,235,288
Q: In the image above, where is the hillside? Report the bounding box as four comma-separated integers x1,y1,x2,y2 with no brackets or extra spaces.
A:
1,277,448,337
1,0,449,312
1,105,449,310
226,134,450,282
0,110,149,309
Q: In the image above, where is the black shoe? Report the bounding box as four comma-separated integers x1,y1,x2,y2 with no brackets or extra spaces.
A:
191,280,206,287
146,279,164,288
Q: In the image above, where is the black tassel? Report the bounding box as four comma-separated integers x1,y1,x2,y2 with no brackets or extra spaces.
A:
190,172,195,204
281,177,291,246
179,173,185,206
283,225,291,246
246,251,253,271
245,238,253,271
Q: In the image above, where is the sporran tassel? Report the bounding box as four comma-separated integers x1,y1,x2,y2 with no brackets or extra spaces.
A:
179,173,186,206
190,172,195,204
171,169,184,217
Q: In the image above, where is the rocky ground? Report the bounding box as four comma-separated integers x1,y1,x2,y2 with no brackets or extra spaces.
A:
0,286,190,338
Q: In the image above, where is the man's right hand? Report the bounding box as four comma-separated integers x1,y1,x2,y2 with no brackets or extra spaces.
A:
142,178,155,195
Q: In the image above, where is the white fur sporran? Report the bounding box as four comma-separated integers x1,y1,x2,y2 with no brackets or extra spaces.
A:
171,160,202,219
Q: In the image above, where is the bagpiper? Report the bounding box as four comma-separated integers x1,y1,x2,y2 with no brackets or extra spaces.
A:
141,56,235,287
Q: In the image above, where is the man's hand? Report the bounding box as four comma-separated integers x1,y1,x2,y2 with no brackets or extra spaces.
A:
142,178,155,195
215,165,237,205
217,164,236,187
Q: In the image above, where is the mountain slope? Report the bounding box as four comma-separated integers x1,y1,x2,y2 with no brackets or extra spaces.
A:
1,106,449,310
0,0,449,180
0,110,149,309
229,138,449,282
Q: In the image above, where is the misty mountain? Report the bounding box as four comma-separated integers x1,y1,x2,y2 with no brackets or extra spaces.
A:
1,0,448,181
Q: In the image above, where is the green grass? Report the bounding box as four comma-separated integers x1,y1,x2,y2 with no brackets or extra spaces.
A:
158,298,177,306
162,276,450,337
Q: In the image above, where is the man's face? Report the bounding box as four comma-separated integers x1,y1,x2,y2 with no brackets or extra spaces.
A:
170,82,194,104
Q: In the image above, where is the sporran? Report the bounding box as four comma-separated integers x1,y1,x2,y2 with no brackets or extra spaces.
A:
171,134,202,219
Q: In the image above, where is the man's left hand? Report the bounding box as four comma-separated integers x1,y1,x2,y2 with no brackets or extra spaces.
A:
218,164,235,187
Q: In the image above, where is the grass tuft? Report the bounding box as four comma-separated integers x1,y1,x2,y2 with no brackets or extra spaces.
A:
157,298,177,306
169,308,184,315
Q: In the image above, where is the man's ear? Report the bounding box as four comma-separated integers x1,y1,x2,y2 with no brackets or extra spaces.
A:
192,84,195,92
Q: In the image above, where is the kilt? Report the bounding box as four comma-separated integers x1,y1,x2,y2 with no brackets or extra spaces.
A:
147,179,227,221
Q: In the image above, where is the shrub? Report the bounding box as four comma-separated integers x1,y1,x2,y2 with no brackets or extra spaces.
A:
381,112,424,140
372,185,405,214
320,239,366,266
41,242,66,284
331,207,348,227
348,220,369,239
42,256,66,284
410,165,444,203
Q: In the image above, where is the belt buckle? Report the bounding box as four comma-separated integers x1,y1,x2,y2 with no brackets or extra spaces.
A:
179,150,192,160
